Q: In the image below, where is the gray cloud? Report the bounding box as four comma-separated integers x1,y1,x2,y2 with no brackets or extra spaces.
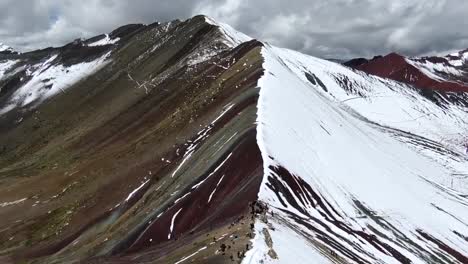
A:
1,0,467,59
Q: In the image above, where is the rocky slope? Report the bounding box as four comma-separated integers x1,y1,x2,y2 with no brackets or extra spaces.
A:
0,15,467,264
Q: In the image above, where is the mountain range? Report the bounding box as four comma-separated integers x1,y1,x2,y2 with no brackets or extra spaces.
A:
0,15,467,264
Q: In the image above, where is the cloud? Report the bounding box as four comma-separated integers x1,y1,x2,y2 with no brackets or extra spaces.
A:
0,0,467,59
0,0,198,50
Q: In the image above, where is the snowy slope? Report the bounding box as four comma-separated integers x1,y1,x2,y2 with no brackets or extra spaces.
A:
204,16,252,47
406,57,466,83
266,46,468,189
245,45,468,263
0,59,19,80
183,16,252,68
447,50,468,67
0,52,111,115
0,16,248,117
0,43,13,53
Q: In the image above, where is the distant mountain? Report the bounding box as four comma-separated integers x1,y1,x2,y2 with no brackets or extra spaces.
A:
0,43,17,55
1,15,468,264
345,50,468,92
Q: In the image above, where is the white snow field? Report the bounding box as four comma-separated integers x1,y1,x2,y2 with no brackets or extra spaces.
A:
244,45,468,263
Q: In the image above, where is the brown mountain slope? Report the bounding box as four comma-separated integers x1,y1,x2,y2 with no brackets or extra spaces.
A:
0,15,264,264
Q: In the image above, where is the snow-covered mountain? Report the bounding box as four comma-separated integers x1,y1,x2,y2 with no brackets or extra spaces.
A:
0,43,16,54
0,15,467,264
249,45,468,264
345,50,468,93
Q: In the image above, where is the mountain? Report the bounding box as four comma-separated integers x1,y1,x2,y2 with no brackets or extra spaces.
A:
0,43,17,55
0,15,468,264
345,50,468,93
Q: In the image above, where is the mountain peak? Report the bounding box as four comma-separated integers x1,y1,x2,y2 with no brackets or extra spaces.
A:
202,15,253,47
347,48,468,92
0,43,16,54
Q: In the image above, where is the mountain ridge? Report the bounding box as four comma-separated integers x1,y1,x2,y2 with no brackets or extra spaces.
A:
0,15,467,264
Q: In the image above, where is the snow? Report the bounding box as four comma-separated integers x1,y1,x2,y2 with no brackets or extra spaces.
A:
243,220,332,264
448,59,463,67
0,60,19,81
187,49,220,66
171,104,234,179
212,103,234,123
204,16,252,47
446,51,468,67
87,34,120,46
207,174,225,203
0,43,13,52
0,51,111,115
463,52,468,62
242,222,273,264
174,192,191,204
168,207,183,239
174,246,208,264
0,198,27,208
124,179,150,202
406,57,465,82
191,153,232,190
171,152,193,178
185,16,252,67
184,16,253,68
269,47,468,157
244,44,468,263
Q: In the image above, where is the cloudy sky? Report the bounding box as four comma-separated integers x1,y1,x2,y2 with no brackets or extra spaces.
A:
1,0,467,59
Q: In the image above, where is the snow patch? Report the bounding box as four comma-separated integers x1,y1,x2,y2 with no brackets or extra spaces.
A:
171,104,234,179
406,58,465,82
125,179,150,202
204,16,252,47
0,51,111,115
174,246,208,264
168,207,183,239
88,34,120,46
187,49,220,66
192,153,232,190
243,220,331,264
463,52,468,62
207,174,225,203
0,60,19,81
0,43,13,52
0,198,27,208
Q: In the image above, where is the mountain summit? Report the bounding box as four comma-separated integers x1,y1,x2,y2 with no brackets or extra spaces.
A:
0,15,467,264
